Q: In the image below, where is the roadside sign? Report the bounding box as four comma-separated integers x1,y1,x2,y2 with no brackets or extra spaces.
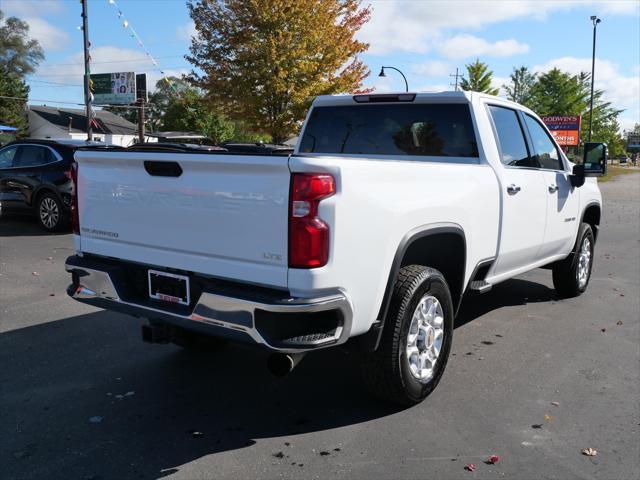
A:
627,133,640,153
541,115,582,146
90,72,136,105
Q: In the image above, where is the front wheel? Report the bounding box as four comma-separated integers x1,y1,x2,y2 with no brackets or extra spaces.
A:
552,223,595,298
361,265,454,406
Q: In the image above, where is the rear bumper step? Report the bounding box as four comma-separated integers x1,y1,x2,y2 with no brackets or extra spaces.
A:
65,255,352,353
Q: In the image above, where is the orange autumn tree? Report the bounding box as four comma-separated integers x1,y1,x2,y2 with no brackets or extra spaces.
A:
186,0,371,143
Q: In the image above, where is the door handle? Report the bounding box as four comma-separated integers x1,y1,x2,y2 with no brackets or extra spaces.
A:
548,184,559,193
507,184,521,195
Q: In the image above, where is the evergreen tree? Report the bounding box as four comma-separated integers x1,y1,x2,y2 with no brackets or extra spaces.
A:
459,59,499,95
503,66,536,106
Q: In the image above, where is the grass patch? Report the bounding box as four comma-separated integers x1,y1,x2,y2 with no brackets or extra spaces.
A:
598,166,639,183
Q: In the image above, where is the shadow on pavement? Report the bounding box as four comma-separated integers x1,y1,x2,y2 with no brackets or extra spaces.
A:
0,214,70,237
456,278,558,329
2,276,559,479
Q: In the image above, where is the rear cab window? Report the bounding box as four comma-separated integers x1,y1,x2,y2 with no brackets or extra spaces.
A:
299,103,479,161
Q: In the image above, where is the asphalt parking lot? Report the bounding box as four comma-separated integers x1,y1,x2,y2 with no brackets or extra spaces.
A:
1,173,639,480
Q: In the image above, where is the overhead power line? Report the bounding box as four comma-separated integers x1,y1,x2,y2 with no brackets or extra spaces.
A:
36,54,186,68
0,95,153,109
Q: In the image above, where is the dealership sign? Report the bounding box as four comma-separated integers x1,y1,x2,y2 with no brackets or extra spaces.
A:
541,115,582,146
90,72,136,105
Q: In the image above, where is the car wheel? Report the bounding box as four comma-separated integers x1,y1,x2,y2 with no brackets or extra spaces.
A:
36,192,67,232
361,265,454,406
552,223,595,298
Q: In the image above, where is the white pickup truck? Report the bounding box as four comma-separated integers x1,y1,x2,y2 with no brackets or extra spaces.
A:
66,92,607,405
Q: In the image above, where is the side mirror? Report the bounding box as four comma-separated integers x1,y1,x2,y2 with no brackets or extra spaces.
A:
583,142,608,177
570,164,585,188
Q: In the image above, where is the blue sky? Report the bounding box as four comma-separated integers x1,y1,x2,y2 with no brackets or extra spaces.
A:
3,0,639,130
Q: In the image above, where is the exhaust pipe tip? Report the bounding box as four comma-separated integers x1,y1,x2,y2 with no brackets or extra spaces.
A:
267,353,305,377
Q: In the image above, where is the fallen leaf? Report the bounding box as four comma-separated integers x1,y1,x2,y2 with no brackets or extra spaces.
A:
532,424,543,429
32,272,40,276
465,464,476,472
488,454,500,464
319,451,330,456
620,294,625,297
46,257,53,261
124,391,135,397
581,447,597,457
551,401,560,407
544,414,552,422
616,321,623,326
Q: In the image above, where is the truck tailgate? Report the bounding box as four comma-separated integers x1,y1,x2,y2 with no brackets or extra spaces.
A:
74,150,290,288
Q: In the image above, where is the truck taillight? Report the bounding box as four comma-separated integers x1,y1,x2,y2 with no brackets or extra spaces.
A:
70,162,79,235
289,173,335,268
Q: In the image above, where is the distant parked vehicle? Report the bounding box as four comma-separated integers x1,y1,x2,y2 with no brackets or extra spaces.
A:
0,139,118,231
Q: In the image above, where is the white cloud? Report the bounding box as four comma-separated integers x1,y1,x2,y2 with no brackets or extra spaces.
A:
533,57,640,129
2,0,64,17
36,47,190,93
439,34,529,59
415,84,451,93
412,60,451,77
23,17,69,52
176,21,197,41
359,0,638,56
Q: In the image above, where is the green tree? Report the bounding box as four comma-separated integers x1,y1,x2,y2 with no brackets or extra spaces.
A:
0,11,44,76
528,68,622,146
187,0,371,143
0,10,44,136
503,66,536,106
0,74,30,136
459,58,499,95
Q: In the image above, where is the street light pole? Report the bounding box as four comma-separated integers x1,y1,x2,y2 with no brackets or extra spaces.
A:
378,66,409,92
81,0,93,141
588,15,601,142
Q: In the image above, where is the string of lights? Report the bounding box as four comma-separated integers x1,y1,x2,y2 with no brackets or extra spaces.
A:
106,0,181,96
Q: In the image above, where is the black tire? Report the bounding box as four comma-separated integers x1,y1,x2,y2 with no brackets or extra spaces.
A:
361,265,454,406
35,192,67,232
170,326,227,352
552,223,595,298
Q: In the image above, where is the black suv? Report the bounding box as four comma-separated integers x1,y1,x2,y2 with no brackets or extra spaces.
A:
0,139,114,231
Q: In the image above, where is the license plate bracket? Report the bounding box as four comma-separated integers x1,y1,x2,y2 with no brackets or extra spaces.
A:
148,269,190,306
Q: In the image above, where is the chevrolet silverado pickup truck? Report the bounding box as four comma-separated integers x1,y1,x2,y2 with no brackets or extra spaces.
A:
65,91,607,405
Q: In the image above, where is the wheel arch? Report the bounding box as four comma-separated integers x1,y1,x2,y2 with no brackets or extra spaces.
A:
364,224,467,352
581,202,601,243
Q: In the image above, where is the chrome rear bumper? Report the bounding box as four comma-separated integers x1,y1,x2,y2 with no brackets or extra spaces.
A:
66,255,352,353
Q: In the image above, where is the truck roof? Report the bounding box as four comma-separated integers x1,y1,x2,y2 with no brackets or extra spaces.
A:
312,91,473,107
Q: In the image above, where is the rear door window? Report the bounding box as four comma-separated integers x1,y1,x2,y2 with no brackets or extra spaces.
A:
299,103,478,159
14,145,50,167
0,146,18,168
487,105,537,168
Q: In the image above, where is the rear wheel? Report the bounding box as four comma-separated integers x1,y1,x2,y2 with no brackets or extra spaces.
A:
361,265,454,406
552,223,595,298
36,192,67,232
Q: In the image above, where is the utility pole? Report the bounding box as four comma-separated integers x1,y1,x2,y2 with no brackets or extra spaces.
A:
588,15,601,142
450,68,464,91
81,0,93,141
